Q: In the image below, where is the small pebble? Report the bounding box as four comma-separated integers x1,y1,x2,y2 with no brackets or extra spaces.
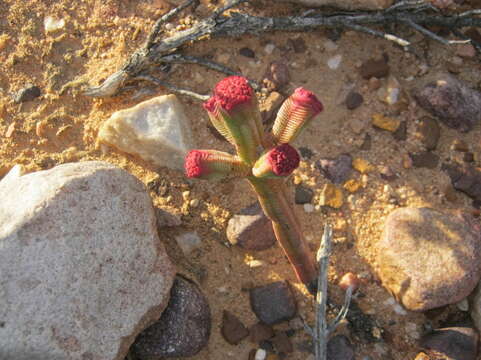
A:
14,85,41,103
303,204,314,213
372,113,401,132
456,44,476,58
343,179,362,193
5,122,15,138
255,349,267,360
239,47,255,58
44,16,65,33
327,55,342,70
345,91,363,110
319,184,344,209
352,158,373,174
457,298,469,311
324,39,338,52
264,43,275,55
360,58,389,79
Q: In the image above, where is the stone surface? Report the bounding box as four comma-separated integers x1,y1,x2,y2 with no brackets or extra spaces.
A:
250,281,297,325
280,0,394,10
378,207,481,311
0,161,175,360
345,91,364,110
132,276,211,358
226,202,276,251
414,73,481,132
360,58,390,79
175,231,202,255
14,84,41,103
316,154,353,184
319,183,344,209
443,162,481,203
415,116,441,150
409,152,439,169
420,327,478,360
98,94,194,170
295,185,314,204
249,323,275,343
372,113,400,132
221,310,249,345
327,335,355,360
263,62,290,90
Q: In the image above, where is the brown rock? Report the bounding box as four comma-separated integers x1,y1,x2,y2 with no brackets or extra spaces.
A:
271,332,293,354
249,323,274,343
360,58,390,79
415,117,441,150
378,207,481,311
409,152,439,169
264,62,290,90
221,310,249,345
260,92,285,124
250,281,297,325
345,91,364,110
226,202,276,251
414,73,481,132
442,162,481,203
456,44,476,58
420,327,478,360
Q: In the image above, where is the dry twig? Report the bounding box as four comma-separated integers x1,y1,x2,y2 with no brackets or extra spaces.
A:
83,0,481,100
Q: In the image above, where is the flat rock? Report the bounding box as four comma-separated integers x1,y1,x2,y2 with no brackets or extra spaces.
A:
221,310,249,345
409,151,439,169
0,162,175,360
98,94,194,170
14,84,41,103
132,275,211,358
420,327,478,360
378,207,481,311
249,323,275,343
360,58,390,79
415,116,441,150
279,0,394,10
327,335,355,360
226,202,276,251
250,281,297,325
442,162,481,203
414,73,481,132
316,154,353,184
295,185,314,204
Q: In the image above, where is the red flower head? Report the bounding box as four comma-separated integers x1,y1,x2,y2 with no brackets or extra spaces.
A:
203,76,264,164
272,87,323,144
185,149,250,180
253,143,300,178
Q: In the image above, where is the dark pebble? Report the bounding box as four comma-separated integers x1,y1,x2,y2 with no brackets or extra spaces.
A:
316,154,353,185
271,332,293,354
14,85,41,103
132,276,211,358
221,310,249,345
226,202,276,251
345,91,364,110
409,152,439,169
415,117,441,150
264,62,290,90
327,335,355,360
287,37,307,53
414,73,481,132
298,147,313,159
250,281,297,325
360,58,389,79
295,185,313,205
392,121,407,141
464,152,475,163
239,47,255,58
360,133,372,151
420,327,478,360
259,340,274,352
249,322,274,343
442,162,481,202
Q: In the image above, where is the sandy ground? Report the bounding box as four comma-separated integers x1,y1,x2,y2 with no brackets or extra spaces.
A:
1,0,481,359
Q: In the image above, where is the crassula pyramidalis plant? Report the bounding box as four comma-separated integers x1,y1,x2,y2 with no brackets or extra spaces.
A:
185,76,323,293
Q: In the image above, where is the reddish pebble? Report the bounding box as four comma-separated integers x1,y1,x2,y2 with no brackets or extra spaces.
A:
339,272,360,292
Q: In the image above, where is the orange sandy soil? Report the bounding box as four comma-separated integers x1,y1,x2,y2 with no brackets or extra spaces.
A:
1,1,481,359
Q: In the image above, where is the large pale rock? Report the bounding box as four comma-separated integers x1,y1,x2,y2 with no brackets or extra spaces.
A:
280,0,394,10
377,207,481,311
0,161,176,360
98,95,194,170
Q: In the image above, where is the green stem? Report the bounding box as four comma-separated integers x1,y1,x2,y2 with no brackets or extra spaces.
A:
248,177,318,293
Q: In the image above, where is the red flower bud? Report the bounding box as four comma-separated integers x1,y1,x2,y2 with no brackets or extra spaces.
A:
272,87,323,144
253,143,300,178
185,149,250,180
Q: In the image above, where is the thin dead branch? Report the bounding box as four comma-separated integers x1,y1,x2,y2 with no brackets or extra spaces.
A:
83,0,481,100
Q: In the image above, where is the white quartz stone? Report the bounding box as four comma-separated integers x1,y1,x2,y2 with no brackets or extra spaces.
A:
98,95,195,170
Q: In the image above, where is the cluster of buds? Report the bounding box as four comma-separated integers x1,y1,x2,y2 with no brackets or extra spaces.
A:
185,76,323,292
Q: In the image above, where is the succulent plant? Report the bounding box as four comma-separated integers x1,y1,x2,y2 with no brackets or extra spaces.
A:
185,76,323,293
